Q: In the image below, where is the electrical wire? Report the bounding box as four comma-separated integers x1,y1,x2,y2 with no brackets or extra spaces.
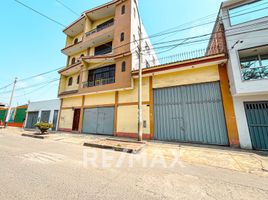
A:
55,0,80,17
14,0,66,28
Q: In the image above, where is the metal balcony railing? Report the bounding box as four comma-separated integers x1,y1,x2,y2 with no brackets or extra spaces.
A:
82,77,115,88
85,21,114,37
241,65,268,81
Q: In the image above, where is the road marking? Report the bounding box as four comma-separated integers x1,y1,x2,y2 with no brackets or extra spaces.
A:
20,152,65,164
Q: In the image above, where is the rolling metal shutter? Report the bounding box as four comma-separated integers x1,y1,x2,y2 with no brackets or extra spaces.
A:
244,102,268,150
83,107,114,135
154,82,229,145
25,112,39,129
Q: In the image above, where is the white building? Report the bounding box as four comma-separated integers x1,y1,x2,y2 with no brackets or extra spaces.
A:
24,99,61,131
211,0,268,150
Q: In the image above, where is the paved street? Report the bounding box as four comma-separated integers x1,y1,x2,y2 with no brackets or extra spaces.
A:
1,131,268,200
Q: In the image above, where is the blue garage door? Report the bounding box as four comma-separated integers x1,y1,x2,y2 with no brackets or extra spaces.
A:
82,107,114,135
244,102,268,151
154,82,229,145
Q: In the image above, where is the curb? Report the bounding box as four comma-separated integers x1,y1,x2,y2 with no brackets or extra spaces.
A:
83,142,145,154
21,133,49,139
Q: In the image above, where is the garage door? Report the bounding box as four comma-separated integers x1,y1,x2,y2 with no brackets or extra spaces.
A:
82,107,114,135
244,102,268,150
25,112,39,129
154,82,228,145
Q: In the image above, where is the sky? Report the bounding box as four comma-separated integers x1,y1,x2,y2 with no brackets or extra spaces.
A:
0,0,222,106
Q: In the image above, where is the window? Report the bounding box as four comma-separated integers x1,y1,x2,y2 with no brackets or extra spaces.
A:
77,75,80,84
68,77,73,86
133,34,136,42
74,38,79,44
120,32,125,42
71,57,76,65
146,60,150,68
121,61,126,72
80,54,84,58
133,8,136,18
86,65,116,87
121,5,125,15
229,1,268,26
96,19,114,31
239,45,268,81
94,42,112,56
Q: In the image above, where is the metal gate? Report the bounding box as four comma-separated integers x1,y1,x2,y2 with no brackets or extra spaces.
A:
244,102,268,150
82,107,114,135
25,112,39,129
154,82,229,145
40,111,50,123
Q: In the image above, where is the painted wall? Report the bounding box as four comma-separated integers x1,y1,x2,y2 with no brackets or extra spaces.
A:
84,92,115,106
59,109,74,129
221,2,268,96
153,65,220,89
117,104,150,134
119,77,149,103
233,94,268,149
25,99,60,130
62,96,82,107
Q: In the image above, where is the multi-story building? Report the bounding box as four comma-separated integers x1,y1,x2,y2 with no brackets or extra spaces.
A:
208,0,268,150
57,0,158,136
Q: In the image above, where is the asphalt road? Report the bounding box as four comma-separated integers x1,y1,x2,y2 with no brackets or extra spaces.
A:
0,132,268,200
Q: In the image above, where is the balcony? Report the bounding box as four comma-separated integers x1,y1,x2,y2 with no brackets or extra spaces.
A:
61,19,115,56
85,19,114,37
82,77,115,88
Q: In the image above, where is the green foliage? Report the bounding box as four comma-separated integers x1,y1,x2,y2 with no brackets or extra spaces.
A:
35,122,53,134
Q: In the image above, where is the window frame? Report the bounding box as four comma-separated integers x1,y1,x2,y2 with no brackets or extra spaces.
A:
121,61,126,72
68,77,73,86
71,57,76,65
238,44,268,81
120,32,125,42
87,64,116,87
121,5,125,15
228,0,268,26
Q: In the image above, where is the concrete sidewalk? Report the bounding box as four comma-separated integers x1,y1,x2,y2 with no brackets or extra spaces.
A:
2,127,268,176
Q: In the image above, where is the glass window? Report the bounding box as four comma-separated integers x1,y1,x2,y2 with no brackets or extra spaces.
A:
94,42,112,56
74,38,78,44
240,55,260,69
77,75,80,84
229,0,268,26
121,61,126,72
261,54,268,66
87,65,115,87
120,32,125,42
71,57,76,65
121,5,125,15
68,77,73,86
239,46,268,80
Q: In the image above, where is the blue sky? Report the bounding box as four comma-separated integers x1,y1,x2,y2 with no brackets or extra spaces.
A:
0,0,222,106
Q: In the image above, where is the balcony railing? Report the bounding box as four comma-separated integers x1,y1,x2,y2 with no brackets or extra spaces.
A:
82,77,115,88
85,21,114,37
241,65,268,81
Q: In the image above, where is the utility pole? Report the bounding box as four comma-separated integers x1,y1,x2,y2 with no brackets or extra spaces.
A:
135,0,143,141
5,78,17,127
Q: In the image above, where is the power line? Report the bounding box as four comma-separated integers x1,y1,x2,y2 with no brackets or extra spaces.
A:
0,82,14,91
14,0,66,28
0,78,60,95
55,0,80,17
19,66,64,82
